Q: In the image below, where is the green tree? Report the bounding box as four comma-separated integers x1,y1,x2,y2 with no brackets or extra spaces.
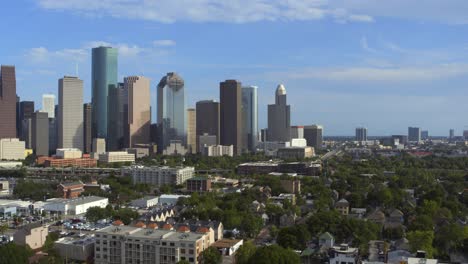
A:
248,245,300,264
201,247,222,264
0,223,8,235
241,214,263,238
0,243,34,264
407,230,435,258
176,260,190,264
235,241,256,264
85,206,109,223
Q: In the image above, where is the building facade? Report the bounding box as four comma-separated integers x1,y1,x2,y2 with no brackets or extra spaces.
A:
98,152,135,164
108,83,127,151
91,46,118,142
83,103,92,153
157,72,186,153
125,166,195,186
126,76,151,147
355,127,368,142
32,111,49,156
220,80,243,155
42,94,55,118
187,108,196,154
267,84,290,142
304,125,323,151
18,101,34,139
201,145,234,157
0,65,16,139
242,86,258,152
0,138,25,160
408,127,421,142
195,100,220,152
58,76,84,150
290,126,304,139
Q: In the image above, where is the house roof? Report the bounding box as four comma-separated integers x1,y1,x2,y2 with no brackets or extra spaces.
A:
60,181,84,188
319,232,334,240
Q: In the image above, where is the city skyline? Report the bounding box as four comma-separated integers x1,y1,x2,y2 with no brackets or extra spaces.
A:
2,1,468,135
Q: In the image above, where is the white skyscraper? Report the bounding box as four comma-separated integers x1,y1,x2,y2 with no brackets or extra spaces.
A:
58,76,84,150
42,94,55,118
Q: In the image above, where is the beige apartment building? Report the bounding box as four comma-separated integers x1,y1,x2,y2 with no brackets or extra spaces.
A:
14,223,48,250
126,76,151,147
0,138,25,160
94,225,212,264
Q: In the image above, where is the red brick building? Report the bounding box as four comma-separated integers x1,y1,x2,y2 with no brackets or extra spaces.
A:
57,181,85,199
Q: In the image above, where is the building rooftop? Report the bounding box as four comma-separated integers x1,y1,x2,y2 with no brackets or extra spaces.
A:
55,236,95,246
211,238,242,249
46,196,107,206
96,225,205,242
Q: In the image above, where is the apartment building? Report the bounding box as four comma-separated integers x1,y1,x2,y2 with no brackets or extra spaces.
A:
123,166,195,186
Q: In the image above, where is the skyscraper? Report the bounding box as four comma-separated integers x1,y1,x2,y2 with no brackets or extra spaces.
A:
42,94,55,118
157,72,186,153
290,126,304,139
48,117,57,155
267,84,290,142
449,129,455,139
83,103,92,153
408,127,421,142
91,46,118,141
0,65,17,139
242,86,258,152
126,76,150,147
108,82,127,150
187,108,196,153
304,125,323,151
58,76,84,150
421,130,429,140
196,100,220,152
31,111,49,156
18,101,34,140
220,80,243,155
355,127,368,142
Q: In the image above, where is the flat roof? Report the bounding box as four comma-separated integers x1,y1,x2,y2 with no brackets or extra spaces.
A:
211,239,242,248
96,225,205,242
47,196,107,206
55,236,95,246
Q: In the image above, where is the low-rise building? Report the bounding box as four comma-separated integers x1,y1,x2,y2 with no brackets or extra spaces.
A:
57,181,85,199
99,151,135,164
201,145,234,157
159,194,190,205
280,179,300,194
0,180,10,197
0,161,22,168
54,235,95,262
0,138,26,160
13,222,48,250
124,166,195,186
211,239,243,256
270,193,296,206
130,196,159,208
335,199,350,216
43,196,108,215
56,148,82,159
329,244,359,264
277,146,314,159
42,157,97,168
186,177,212,193
94,224,213,264
237,162,279,175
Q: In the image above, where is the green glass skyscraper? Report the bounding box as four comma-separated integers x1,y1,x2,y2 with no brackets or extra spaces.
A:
91,46,118,142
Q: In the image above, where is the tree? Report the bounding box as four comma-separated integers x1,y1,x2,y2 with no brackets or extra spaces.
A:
277,224,311,250
201,247,222,264
248,245,300,264
85,207,109,223
241,214,263,238
407,230,435,258
235,241,256,264
0,243,33,264
177,260,190,264
0,223,8,235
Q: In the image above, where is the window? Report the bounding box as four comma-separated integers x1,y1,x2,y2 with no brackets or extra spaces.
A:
170,242,175,247
181,249,186,254
189,249,194,255
189,257,194,262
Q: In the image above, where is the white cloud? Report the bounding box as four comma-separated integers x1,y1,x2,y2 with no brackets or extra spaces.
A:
153,40,176,47
360,37,376,53
272,64,468,82
36,0,374,23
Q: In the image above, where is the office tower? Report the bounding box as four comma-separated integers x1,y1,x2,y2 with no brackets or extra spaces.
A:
0,65,17,139
48,118,57,155
267,84,291,142
22,119,32,149
83,103,92,153
91,46,118,141
187,108,196,153
421,130,429,140
42,94,55,118
92,138,106,154
408,127,421,142
16,96,20,137
18,101,35,139
304,125,323,150
31,111,49,156
58,76,84,150
126,76,150,147
196,100,220,151
355,127,368,142
157,72,186,153
449,129,454,139
242,86,258,152
220,80,243,155
108,82,127,150
464,130,468,140
290,126,304,139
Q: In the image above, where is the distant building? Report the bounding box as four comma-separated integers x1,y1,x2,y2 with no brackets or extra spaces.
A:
408,127,421,142
124,166,195,186
58,76,84,150
0,65,17,139
163,140,188,156
335,199,350,216
290,126,304,139
130,196,159,208
42,157,97,168
220,80,243,155
83,103,92,153
98,151,135,164
57,181,85,199
280,179,300,194
92,138,106,157
108,82,127,151
42,94,55,118
32,111,49,156
186,177,212,193
277,146,314,159
187,108,196,153
355,127,367,142
329,244,359,264
0,138,25,160
196,100,220,152
304,125,323,150
202,145,234,157
18,101,34,139
449,129,455,139
13,223,48,250
421,130,429,140
56,148,82,159
267,84,290,142
126,76,151,147
242,86,258,152
198,134,217,152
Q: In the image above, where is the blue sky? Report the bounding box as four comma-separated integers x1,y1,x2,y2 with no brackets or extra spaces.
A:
3,0,468,136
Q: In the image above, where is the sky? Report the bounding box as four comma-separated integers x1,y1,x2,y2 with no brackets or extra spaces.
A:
2,0,468,136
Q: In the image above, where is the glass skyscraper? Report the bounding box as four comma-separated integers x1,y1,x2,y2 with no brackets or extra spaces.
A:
91,46,118,142
157,72,186,153
242,86,258,152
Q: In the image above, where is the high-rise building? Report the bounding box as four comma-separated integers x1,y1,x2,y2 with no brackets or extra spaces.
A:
18,101,35,139
421,130,429,140
48,118,57,155
449,129,455,139
42,94,55,118
91,46,118,141
267,84,290,142
355,127,368,142
290,126,304,139
242,86,258,152
187,108,196,154
16,96,20,138
157,72,186,153
83,103,92,153
464,130,468,140
58,76,84,150
0,138,25,161
92,138,106,155
22,118,32,149
196,100,220,152
304,125,323,150
408,127,421,142
126,76,150,147
0,65,17,139
220,80,243,155
31,111,49,156
108,82,127,150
